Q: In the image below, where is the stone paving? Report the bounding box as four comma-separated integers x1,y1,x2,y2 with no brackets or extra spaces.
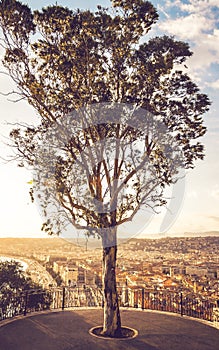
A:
0,309,219,350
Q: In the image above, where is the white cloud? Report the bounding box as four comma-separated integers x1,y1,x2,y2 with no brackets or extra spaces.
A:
207,79,219,89
159,13,213,40
187,191,198,199
184,35,219,79
158,1,219,88
210,185,219,199
166,0,219,13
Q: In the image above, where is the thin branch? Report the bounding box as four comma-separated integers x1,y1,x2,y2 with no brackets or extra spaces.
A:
117,182,160,226
0,39,7,50
5,121,36,128
7,96,26,103
0,70,10,76
0,154,19,164
102,158,111,191
0,90,22,97
59,186,99,222
110,151,149,205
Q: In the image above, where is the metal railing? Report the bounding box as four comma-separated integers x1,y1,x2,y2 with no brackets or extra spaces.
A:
117,287,215,322
0,289,52,320
0,285,218,325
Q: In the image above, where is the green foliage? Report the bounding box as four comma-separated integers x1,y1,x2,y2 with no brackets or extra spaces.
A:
0,0,35,44
0,261,50,317
0,260,29,290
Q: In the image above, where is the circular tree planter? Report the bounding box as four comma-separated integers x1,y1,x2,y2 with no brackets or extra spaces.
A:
89,326,138,340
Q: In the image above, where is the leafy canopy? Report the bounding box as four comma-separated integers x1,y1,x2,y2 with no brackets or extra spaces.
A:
0,260,50,316
0,0,210,239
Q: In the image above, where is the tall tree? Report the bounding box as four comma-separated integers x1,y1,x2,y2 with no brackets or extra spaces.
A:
0,0,210,337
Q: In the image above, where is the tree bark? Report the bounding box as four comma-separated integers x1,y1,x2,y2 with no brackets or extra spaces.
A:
102,229,121,337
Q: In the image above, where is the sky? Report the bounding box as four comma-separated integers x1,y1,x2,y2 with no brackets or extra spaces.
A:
0,0,219,240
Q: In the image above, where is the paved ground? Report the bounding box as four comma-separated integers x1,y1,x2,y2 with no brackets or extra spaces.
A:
0,309,219,350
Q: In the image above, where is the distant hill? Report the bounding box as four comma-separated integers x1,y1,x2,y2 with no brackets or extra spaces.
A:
0,237,75,248
182,231,219,237
0,237,82,257
138,231,219,239
0,232,219,253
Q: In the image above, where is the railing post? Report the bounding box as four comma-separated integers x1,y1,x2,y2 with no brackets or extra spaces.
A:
62,287,65,311
24,291,28,316
180,292,183,317
141,288,145,310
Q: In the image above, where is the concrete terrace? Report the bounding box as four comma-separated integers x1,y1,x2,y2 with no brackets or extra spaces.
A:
0,309,219,350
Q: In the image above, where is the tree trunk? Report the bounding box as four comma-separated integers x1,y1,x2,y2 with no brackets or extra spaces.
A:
102,231,121,337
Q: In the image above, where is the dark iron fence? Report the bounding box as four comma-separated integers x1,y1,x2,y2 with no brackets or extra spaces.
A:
0,285,218,324
117,287,216,322
0,289,51,320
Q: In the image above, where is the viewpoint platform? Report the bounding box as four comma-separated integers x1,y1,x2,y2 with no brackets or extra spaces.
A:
0,309,219,350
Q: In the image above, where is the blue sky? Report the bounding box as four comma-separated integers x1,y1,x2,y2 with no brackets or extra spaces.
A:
0,0,219,238
26,0,111,10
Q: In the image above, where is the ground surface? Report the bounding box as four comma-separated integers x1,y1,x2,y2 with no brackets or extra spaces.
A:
0,309,219,350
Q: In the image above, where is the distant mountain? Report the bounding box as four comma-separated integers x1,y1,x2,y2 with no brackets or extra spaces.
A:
126,231,219,240
182,231,219,237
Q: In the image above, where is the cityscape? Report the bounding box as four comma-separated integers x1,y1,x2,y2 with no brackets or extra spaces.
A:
0,234,219,325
